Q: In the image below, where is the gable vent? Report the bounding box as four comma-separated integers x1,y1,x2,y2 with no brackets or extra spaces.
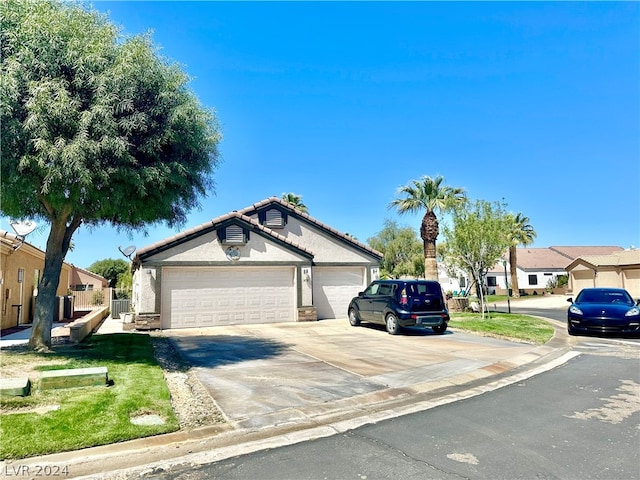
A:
265,208,284,227
225,225,245,244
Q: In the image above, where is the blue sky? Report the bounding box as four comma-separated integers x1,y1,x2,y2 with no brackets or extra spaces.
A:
4,1,639,268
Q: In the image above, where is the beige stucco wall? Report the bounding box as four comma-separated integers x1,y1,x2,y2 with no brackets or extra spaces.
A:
142,230,310,264
568,262,640,298
622,268,640,298
69,268,108,290
250,216,376,264
1,241,71,329
134,230,313,314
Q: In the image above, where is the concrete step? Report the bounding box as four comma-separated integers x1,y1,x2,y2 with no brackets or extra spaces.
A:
40,366,108,390
0,377,31,396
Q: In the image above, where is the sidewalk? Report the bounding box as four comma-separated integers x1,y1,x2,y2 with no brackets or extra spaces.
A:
0,305,578,479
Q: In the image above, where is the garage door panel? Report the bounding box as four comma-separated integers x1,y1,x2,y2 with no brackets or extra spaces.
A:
313,267,365,320
163,267,295,328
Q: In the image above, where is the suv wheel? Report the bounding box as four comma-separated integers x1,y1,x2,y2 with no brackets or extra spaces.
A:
432,323,447,334
385,313,400,335
348,308,361,326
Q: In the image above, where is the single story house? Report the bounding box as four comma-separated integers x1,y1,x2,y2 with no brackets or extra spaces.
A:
485,246,625,295
132,197,382,329
69,265,109,291
0,230,72,330
565,249,640,297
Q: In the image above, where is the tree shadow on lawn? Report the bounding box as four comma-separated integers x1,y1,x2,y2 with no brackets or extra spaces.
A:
1,333,161,370
170,335,289,368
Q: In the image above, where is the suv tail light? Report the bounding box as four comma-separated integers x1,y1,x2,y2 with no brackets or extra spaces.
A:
400,288,408,305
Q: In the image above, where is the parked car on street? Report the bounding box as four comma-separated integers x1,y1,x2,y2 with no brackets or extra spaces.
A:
348,279,450,335
567,287,640,336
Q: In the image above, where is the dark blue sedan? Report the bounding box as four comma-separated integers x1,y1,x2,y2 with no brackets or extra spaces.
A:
567,287,640,336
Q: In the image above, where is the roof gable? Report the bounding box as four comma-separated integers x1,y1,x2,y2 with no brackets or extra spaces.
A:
239,197,383,260
134,211,314,262
566,249,640,270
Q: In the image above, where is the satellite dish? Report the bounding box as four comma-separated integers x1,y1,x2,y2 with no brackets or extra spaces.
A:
118,245,136,259
9,220,37,238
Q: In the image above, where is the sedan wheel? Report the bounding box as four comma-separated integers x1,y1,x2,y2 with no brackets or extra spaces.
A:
349,308,361,326
386,313,400,335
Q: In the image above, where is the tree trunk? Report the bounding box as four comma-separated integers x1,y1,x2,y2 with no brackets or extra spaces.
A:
28,217,79,351
420,210,439,281
509,246,520,298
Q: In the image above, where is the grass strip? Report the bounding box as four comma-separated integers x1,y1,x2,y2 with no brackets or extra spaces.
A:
0,333,178,459
449,312,555,344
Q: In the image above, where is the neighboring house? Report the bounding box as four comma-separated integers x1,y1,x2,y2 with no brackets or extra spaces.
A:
565,249,640,297
132,197,382,329
0,230,72,330
69,266,109,291
438,267,470,296
484,246,625,295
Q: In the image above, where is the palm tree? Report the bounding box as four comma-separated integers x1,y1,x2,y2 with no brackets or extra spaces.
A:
507,213,536,298
389,175,466,281
281,192,308,213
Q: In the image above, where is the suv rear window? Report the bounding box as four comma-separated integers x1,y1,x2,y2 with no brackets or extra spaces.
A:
405,282,440,297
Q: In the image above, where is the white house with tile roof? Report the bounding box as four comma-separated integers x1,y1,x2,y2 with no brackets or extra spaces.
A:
131,198,382,328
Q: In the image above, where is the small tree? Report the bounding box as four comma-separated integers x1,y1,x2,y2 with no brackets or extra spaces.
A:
440,200,512,317
367,219,424,279
1,0,221,350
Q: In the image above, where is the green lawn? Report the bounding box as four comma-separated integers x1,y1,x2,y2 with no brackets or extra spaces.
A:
449,312,555,344
0,333,178,459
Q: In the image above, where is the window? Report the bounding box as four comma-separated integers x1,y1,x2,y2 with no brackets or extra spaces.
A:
459,277,466,288
528,274,538,285
75,284,94,291
487,276,497,287
225,225,245,244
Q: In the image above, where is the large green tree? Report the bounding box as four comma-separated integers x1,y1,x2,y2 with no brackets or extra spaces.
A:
367,219,424,279
87,258,130,288
389,175,466,281
0,0,221,350
506,213,537,298
439,200,512,316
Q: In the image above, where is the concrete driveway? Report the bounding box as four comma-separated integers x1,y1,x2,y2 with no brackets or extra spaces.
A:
167,319,558,430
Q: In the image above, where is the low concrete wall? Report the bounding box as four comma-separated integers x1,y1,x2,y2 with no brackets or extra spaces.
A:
69,307,110,343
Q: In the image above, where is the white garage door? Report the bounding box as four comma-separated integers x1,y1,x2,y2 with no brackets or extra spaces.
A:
313,267,365,320
162,267,295,329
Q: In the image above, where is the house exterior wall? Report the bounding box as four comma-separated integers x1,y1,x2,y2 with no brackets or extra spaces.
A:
485,264,566,295
567,262,640,298
623,268,640,297
1,240,71,329
133,230,313,315
69,267,108,290
250,216,375,264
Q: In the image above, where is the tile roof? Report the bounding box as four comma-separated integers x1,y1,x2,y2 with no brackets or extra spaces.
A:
549,245,624,260
512,248,572,270
572,249,640,268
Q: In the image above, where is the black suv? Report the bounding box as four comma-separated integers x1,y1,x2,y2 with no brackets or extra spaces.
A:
347,279,449,335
